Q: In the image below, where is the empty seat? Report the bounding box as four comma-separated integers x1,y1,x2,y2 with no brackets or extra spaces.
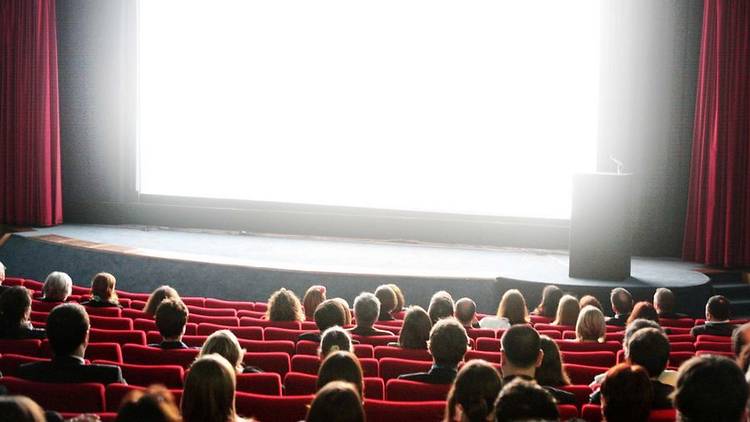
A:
559,384,593,408
465,350,502,364
669,342,696,352
235,392,312,422
0,339,42,356
0,353,47,376
89,315,133,331
695,341,732,352
115,291,151,301
379,358,432,381
83,306,122,318
205,298,255,311
236,372,283,395
196,323,263,340
696,334,732,343
243,352,291,377
537,330,563,339
668,334,695,343
385,379,451,401
188,314,238,326
581,404,602,422
240,339,295,355
364,399,445,422
561,351,616,367
95,360,184,388
0,376,105,413
237,310,267,319
187,305,237,317
241,318,301,330
374,346,431,361
89,328,146,345
122,344,200,369
32,300,63,313
476,337,501,352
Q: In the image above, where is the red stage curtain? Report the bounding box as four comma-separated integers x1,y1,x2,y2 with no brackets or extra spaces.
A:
683,0,750,267
0,0,63,226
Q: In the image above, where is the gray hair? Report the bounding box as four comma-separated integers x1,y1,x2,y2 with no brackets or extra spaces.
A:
353,292,380,327
43,271,73,302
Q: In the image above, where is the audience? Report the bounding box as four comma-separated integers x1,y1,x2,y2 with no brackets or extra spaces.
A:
40,272,72,303
150,298,190,349
606,287,633,326
691,295,736,336
576,305,606,342
332,298,352,326
535,335,570,387
182,354,246,422
81,272,121,308
306,381,365,422
116,385,181,422
0,396,47,422
18,303,125,384
319,326,354,358
653,287,686,319
265,288,304,322
673,355,748,422
626,301,659,325
374,284,398,321
387,283,406,315
316,351,364,399
454,298,480,329
399,318,468,384
731,321,750,356
552,294,579,326
599,364,654,422
0,286,46,339
444,360,502,422
347,292,394,336
579,294,604,311
390,305,431,349
302,285,326,322
143,285,181,316
198,329,260,374
531,285,563,318
494,378,559,422
500,325,574,404
480,289,528,329
299,299,347,342
428,291,455,324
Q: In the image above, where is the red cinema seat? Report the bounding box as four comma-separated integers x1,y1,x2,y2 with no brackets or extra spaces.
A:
121,308,150,319
364,399,445,422
146,332,208,348
649,408,677,421
476,337,501,352
295,341,373,359
0,354,47,376
89,315,133,330
105,384,183,412
465,350,502,364
134,318,197,335
668,334,694,343
83,306,122,318
559,384,593,408
301,321,318,330
534,323,574,332
181,297,206,307
386,379,451,401
351,335,399,347
89,328,146,345
283,372,384,399
0,376,105,413
32,300,62,313
353,344,375,359
695,341,732,352
564,364,608,385
669,351,696,367
558,404,579,420
659,318,695,328
115,291,150,301
0,339,42,356
23,279,44,290
3,277,24,286
237,310,266,319
235,392,313,422
60,413,117,422
196,323,263,340
379,358,432,381
696,350,734,358
243,352,291,377
130,300,147,309
188,314,238,326
291,354,321,375
41,342,123,363
94,360,184,388
581,404,602,422
254,302,268,312
122,344,199,369
530,315,554,324
205,298,255,311
374,346,431,361
187,305,237,317
241,318,301,330
240,339,295,355
374,324,401,335
556,340,621,353
669,342,696,352
236,372,283,395
537,330,563,339
264,327,307,341
375,319,403,327
696,334,732,343
561,351,616,367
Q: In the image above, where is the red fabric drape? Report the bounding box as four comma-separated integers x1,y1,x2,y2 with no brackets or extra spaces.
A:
683,0,750,267
0,0,63,226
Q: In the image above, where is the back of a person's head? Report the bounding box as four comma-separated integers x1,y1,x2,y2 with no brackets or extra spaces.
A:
155,298,188,339
353,292,380,327
600,363,654,422
576,305,605,342
535,335,570,387
0,286,31,329
143,286,180,316
266,288,304,322
494,378,559,422
116,385,181,422
428,291,455,324
501,325,540,369
319,326,353,358
706,295,731,321
42,271,72,302
387,283,405,311
398,305,432,349
316,351,364,398
454,298,477,326
47,303,89,356
0,396,46,422
332,298,352,325
306,381,365,422
374,285,397,315
653,288,675,314
445,360,502,422
314,299,347,332
497,289,529,325
199,329,245,373
535,285,563,318
623,318,661,349
627,301,659,325
673,355,748,422
732,322,750,356
428,317,468,367
626,327,670,377
553,295,579,326
610,288,633,315
91,272,118,302
0,261,5,282
303,285,327,321
579,295,603,311
182,354,237,422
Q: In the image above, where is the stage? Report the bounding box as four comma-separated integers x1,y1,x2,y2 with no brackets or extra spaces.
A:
0,224,712,316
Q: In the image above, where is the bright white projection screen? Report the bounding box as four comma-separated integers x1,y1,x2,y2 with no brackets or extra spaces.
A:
138,1,599,219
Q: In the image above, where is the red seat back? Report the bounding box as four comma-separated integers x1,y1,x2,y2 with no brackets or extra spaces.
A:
668,334,694,343
40,342,123,363
379,358,432,381
696,334,732,343
558,404,579,420
561,351,616,367
534,323,574,332
0,339,42,356
695,341,732,352
241,318,301,330
669,342,695,352
89,328,146,345
364,399,445,422
351,335,399,347
283,372,383,399
205,298,255,311
264,327,307,341
563,363,608,385
121,308,150,319
187,305,237,317
105,383,183,412
659,318,695,328
0,353,47,376
187,314,238,326
386,379,451,401
581,404,602,422
122,344,199,369
537,330,563,339
32,300,62,313
134,319,198,335
181,297,205,307
84,306,122,318
556,340,621,353
235,392,313,422
241,339,295,355
95,360,184,388
196,323,263,340
243,352,291,377
649,408,677,421
559,384,593,407
236,372,283,395
475,337,501,352
237,310,267,319
669,351,696,367
374,346,431,361
465,350,502,364
89,315,133,330
290,354,320,375
0,376,105,413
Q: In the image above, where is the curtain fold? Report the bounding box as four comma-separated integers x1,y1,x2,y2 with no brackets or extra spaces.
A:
683,0,750,267
0,0,63,226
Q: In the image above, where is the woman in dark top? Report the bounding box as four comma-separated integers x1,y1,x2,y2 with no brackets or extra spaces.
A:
80,272,122,308
0,286,45,339
531,285,563,318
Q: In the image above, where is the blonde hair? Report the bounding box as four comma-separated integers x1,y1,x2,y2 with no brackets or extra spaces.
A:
265,288,304,322
91,272,118,304
302,286,326,321
576,305,606,342
553,295,580,326
199,330,246,373
497,289,529,325
182,354,237,422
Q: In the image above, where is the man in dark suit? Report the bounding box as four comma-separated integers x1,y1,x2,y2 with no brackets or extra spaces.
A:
298,299,347,342
148,298,190,349
500,325,575,405
398,317,468,384
605,287,633,327
690,295,736,337
17,303,125,385
653,287,688,319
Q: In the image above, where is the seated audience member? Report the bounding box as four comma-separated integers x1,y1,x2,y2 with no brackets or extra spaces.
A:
0,261,7,295
299,299,347,342
579,294,604,311
150,298,190,349
445,360,503,422
599,364,654,422
18,303,125,384
480,289,529,329
199,329,261,374
0,286,45,339
731,322,750,356
455,298,480,329
691,295,736,337
531,285,563,318
306,381,365,422
387,283,406,315
182,354,248,422
494,378,559,422
332,298,352,326
389,305,432,349
428,291,455,324
265,288,304,322
535,335,570,387
40,272,72,303
500,325,574,404
347,292,394,337
375,284,398,321
399,318,468,384
653,287,687,319
552,294,579,326
575,305,606,342
319,326,354,358
626,301,659,325
142,285,180,317
673,355,748,422
116,385,181,422
80,272,121,308
0,396,46,422
316,351,365,399
606,287,633,326
302,285,326,322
